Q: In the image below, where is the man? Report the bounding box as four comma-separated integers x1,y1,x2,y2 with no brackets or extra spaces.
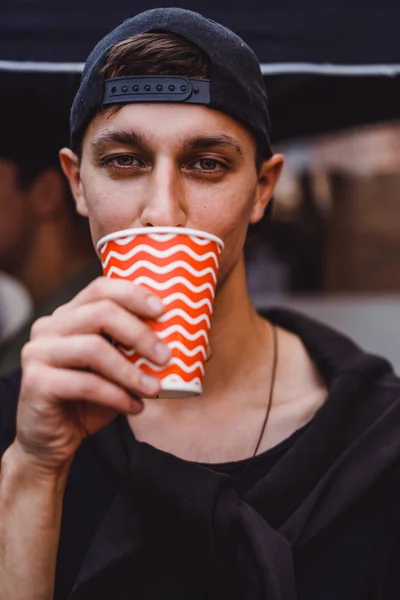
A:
0,86,101,376
0,8,399,600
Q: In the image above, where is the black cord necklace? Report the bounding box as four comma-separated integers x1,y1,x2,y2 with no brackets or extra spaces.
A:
231,322,279,482
252,322,279,459
92,323,279,482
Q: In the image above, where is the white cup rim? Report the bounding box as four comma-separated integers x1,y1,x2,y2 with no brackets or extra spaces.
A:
96,227,224,252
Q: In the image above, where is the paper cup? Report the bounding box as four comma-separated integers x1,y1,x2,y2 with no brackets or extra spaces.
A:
96,227,224,398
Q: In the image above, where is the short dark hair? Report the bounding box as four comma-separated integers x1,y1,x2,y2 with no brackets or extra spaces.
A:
102,32,210,79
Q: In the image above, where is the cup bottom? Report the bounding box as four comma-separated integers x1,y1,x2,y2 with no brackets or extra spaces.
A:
157,381,202,398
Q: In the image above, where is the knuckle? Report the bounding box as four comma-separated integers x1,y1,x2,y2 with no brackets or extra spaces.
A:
125,321,152,353
20,341,35,364
118,353,136,380
131,366,145,390
85,334,107,357
88,276,108,296
98,298,117,314
143,327,161,350
67,336,103,371
79,375,100,399
88,337,127,375
91,299,117,322
52,303,68,316
121,361,142,390
21,361,44,390
30,316,50,339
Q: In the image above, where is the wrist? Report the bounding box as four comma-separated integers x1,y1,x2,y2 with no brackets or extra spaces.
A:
1,441,71,490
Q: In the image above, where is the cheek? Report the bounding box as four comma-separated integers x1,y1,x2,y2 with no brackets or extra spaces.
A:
196,177,256,233
80,174,138,240
202,187,256,278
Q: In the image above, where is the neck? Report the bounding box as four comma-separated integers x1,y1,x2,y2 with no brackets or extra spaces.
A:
129,257,327,461
150,255,274,416
203,256,266,392
16,219,95,304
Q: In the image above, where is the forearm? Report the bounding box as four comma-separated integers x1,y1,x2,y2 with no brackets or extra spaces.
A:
0,443,69,600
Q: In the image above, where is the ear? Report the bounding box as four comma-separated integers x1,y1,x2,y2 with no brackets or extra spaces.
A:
59,147,89,217
249,154,284,225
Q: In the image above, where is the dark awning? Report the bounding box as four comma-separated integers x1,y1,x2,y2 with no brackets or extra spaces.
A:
1,0,400,141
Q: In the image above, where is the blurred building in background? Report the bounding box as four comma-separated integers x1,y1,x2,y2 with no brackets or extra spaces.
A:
246,119,400,296
314,122,400,294
245,120,400,372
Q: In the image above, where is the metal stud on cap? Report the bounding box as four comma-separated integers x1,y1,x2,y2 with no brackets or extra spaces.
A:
102,75,210,106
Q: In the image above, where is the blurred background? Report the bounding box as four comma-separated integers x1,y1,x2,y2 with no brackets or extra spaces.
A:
0,0,399,373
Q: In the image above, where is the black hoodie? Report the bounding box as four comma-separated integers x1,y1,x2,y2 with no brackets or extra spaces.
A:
1,308,399,600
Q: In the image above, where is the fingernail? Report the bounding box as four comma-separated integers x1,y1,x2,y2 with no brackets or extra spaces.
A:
147,295,164,314
155,341,171,362
141,373,160,395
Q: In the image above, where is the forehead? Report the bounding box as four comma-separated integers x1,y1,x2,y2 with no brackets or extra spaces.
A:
83,102,256,153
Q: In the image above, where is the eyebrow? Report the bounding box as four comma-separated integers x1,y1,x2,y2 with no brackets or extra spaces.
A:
90,130,243,157
183,134,243,156
90,130,149,157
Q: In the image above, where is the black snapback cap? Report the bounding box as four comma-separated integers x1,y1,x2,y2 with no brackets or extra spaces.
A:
70,7,273,159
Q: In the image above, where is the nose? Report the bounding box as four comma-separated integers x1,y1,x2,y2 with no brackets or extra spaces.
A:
139,163,187,228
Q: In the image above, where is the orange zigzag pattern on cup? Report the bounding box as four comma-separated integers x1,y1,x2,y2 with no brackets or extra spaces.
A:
135,360,205,382
102,247,219,271
100,233,221,386
100,234,219,260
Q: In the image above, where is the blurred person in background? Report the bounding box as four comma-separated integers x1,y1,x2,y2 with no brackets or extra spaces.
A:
0,85,101,375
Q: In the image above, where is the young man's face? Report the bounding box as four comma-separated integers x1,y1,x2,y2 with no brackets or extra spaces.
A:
61,103,282,284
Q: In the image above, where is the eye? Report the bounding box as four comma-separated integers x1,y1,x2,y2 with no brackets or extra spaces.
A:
189,158,228,172
103,154,143,168
198,158,218,170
